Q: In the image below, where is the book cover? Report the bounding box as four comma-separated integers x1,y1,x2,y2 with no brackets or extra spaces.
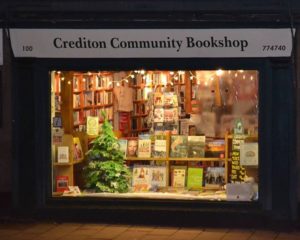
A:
188,136,206,158
205,138,225,158
151,166,167,187
154,92,164,106
56,176,69,192
118,139,128,158
154,123,164,135
164,123,179,135
205,167,225,187
73,77,80,91
170,135,188,158
84,91,94,106
153,139,167,158
240,142,258,166
154,108,164,122
57,146,69,163
180,119,190,135
173,94,179,107
138,139,151,158
73,137,83,161
171,166,187,188
127,139,138,157
86,116,99,136
132,165,152,192
187,167,204,190
164,108,178,122
163,92,174,107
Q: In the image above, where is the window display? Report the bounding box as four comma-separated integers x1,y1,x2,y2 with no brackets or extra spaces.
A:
51,69,259,201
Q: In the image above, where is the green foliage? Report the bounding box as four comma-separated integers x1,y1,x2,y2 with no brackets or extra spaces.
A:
84,113,131,193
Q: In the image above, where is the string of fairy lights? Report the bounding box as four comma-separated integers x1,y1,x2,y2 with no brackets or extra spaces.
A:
54,69,258,113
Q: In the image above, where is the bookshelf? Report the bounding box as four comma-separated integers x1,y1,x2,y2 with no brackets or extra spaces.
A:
124,132,232,189
52,134,86,193
129,70,189,137
72,72,114,131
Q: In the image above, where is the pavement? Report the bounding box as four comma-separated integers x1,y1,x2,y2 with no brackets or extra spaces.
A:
1,221,300,240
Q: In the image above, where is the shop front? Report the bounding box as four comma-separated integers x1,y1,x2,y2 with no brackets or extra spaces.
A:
9,27,297,224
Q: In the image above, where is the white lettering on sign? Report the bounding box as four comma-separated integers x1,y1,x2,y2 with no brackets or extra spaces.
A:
9,29,293,58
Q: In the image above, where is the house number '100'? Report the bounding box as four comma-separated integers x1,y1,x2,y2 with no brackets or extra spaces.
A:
22,46,33,51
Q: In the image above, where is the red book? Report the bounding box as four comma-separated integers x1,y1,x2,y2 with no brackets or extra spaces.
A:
56,176,69,192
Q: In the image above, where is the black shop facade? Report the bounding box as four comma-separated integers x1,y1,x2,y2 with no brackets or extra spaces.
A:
9,27,296,225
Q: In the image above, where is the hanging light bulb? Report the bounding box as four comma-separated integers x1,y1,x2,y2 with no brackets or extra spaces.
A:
140,70,145,75
67,81,71,85
117,82,120,87
190,76,194,80
234,73,238,78
216,69,224,76
130,74,135,78
82,78,86,82
170,71,174,75
61,77,65,81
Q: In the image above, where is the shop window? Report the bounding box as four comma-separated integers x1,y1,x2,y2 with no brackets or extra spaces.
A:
50,70,259,201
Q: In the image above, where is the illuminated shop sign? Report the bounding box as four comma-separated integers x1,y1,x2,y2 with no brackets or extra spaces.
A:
10,29,293,58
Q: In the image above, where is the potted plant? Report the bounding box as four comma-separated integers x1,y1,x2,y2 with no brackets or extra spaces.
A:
84,112,131,193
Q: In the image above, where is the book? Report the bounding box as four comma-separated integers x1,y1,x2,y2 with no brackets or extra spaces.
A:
164,108,178,122
187,167,204,190
170,135,188,158
57,146,69,163
154,108,164,122
73,94,81,108
188,136,206,158
86,116,99,136
56,176,69,192
118,139,128,158
163,92,174,107
153,139,167,158
180,119,190,135
164,123,179,135
132,165,152,191
240,142,258,166
62,186,82,196
171,166,187,188
73,137,83,161
151,166,167,187
84,91,94,106
127,139,138,157
205,138,225,158
154,92,164,106
205,167,225,187
138,139,151,158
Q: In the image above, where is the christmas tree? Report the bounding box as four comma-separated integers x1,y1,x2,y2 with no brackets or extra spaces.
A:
84,112,131,193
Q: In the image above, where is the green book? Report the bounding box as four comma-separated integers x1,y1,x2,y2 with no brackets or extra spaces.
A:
187,167,203,190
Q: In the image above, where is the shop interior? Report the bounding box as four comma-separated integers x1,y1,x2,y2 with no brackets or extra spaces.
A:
51,69,259,201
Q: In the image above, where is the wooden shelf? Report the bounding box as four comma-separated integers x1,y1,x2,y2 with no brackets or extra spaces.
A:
169,157,225,162
94,88,113,92
53,162,72,166
131,128,150,132
126,157,225,162
132,114,148,118
126,157,167,161
133,100,148,103
94,103,113,108
73,158,85,165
